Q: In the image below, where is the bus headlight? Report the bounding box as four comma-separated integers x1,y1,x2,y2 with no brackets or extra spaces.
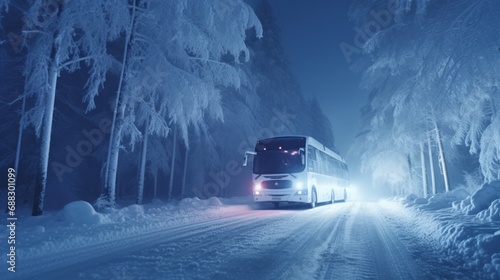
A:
294,190,308,195
253,183,262,195
295,181,303,190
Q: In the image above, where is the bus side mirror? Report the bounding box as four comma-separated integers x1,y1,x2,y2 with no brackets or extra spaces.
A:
299,148,305,165
243,151,256,166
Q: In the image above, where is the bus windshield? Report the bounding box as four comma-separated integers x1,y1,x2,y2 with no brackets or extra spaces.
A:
253,137,306,174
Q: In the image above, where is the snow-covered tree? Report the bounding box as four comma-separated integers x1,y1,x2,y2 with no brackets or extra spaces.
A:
0,0,8,16
350,0,500,193
100,0,263,206
21,0,130,215
184,0,340,198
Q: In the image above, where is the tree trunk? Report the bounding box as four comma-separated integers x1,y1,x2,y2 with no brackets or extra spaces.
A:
419,141,428,197
153,169,158,199
14,95,26,175
220,152,226,198
491,88,497,115
18,95,33,207
102,1,137,208
168,126,177,201
181,146,188,198
427,133,436,194
434,120,450,192
407,154,413,192
32,63,59,216
103,99,126,207
137,122,149,205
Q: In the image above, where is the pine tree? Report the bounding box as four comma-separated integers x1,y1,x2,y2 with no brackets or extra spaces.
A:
21,0,130,215
350,0,500,191
101,0,262,206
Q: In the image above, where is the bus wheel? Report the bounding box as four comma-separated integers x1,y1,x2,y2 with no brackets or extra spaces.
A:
330,190,335,204
342,189,347,202
309,190,317,208
273,202,279,208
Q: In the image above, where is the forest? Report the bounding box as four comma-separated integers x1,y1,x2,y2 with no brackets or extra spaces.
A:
349,0,500,197
2,0,499,216
2,1,500,278
0,0,335,215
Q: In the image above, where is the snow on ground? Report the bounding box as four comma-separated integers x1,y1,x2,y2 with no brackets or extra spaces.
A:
8,200,445,280
2,189,500,279
0,196,250,269
381,182,500,279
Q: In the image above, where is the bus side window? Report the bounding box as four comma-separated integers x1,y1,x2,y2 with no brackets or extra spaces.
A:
342,163,349,180
308,145,317,172
334,160,341,177
328,156,334,177
319,151,327,175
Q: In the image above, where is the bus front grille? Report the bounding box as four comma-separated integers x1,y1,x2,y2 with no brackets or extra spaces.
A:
261,180,293,189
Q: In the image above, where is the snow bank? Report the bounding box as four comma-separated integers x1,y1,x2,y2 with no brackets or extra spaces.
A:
413,197,428,205
477,199,500,222
118,204,145,219
381,190,500,279
452,196,473,213
458,181,500,215
449,229,500,279
8,196,236,261
56,201,108,226
178,197,222,209
419,188,469,210
399,189,469,209
403,193,418,205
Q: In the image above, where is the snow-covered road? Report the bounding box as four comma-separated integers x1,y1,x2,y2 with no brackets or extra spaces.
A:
8,202,471,280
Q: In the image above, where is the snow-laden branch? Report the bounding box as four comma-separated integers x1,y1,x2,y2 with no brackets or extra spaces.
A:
59,55,94,69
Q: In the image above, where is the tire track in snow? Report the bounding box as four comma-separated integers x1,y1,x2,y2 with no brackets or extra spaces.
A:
9,202,466,279
315,202,379,279
368,203,424,279
315,202,425,280
73,209,292,280
77,206,341,280
214,202,354,280
5,210,277,280
266,202,355,280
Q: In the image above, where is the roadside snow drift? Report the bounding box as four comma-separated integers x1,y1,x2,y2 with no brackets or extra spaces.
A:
56,201,109,226
383,183,500,279
457,181,500,215
1,196,230,263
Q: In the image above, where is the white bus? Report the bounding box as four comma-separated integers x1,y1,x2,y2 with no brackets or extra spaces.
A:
243,136,349,208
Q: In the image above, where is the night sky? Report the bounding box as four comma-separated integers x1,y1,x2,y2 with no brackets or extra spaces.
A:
269,0,370,185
